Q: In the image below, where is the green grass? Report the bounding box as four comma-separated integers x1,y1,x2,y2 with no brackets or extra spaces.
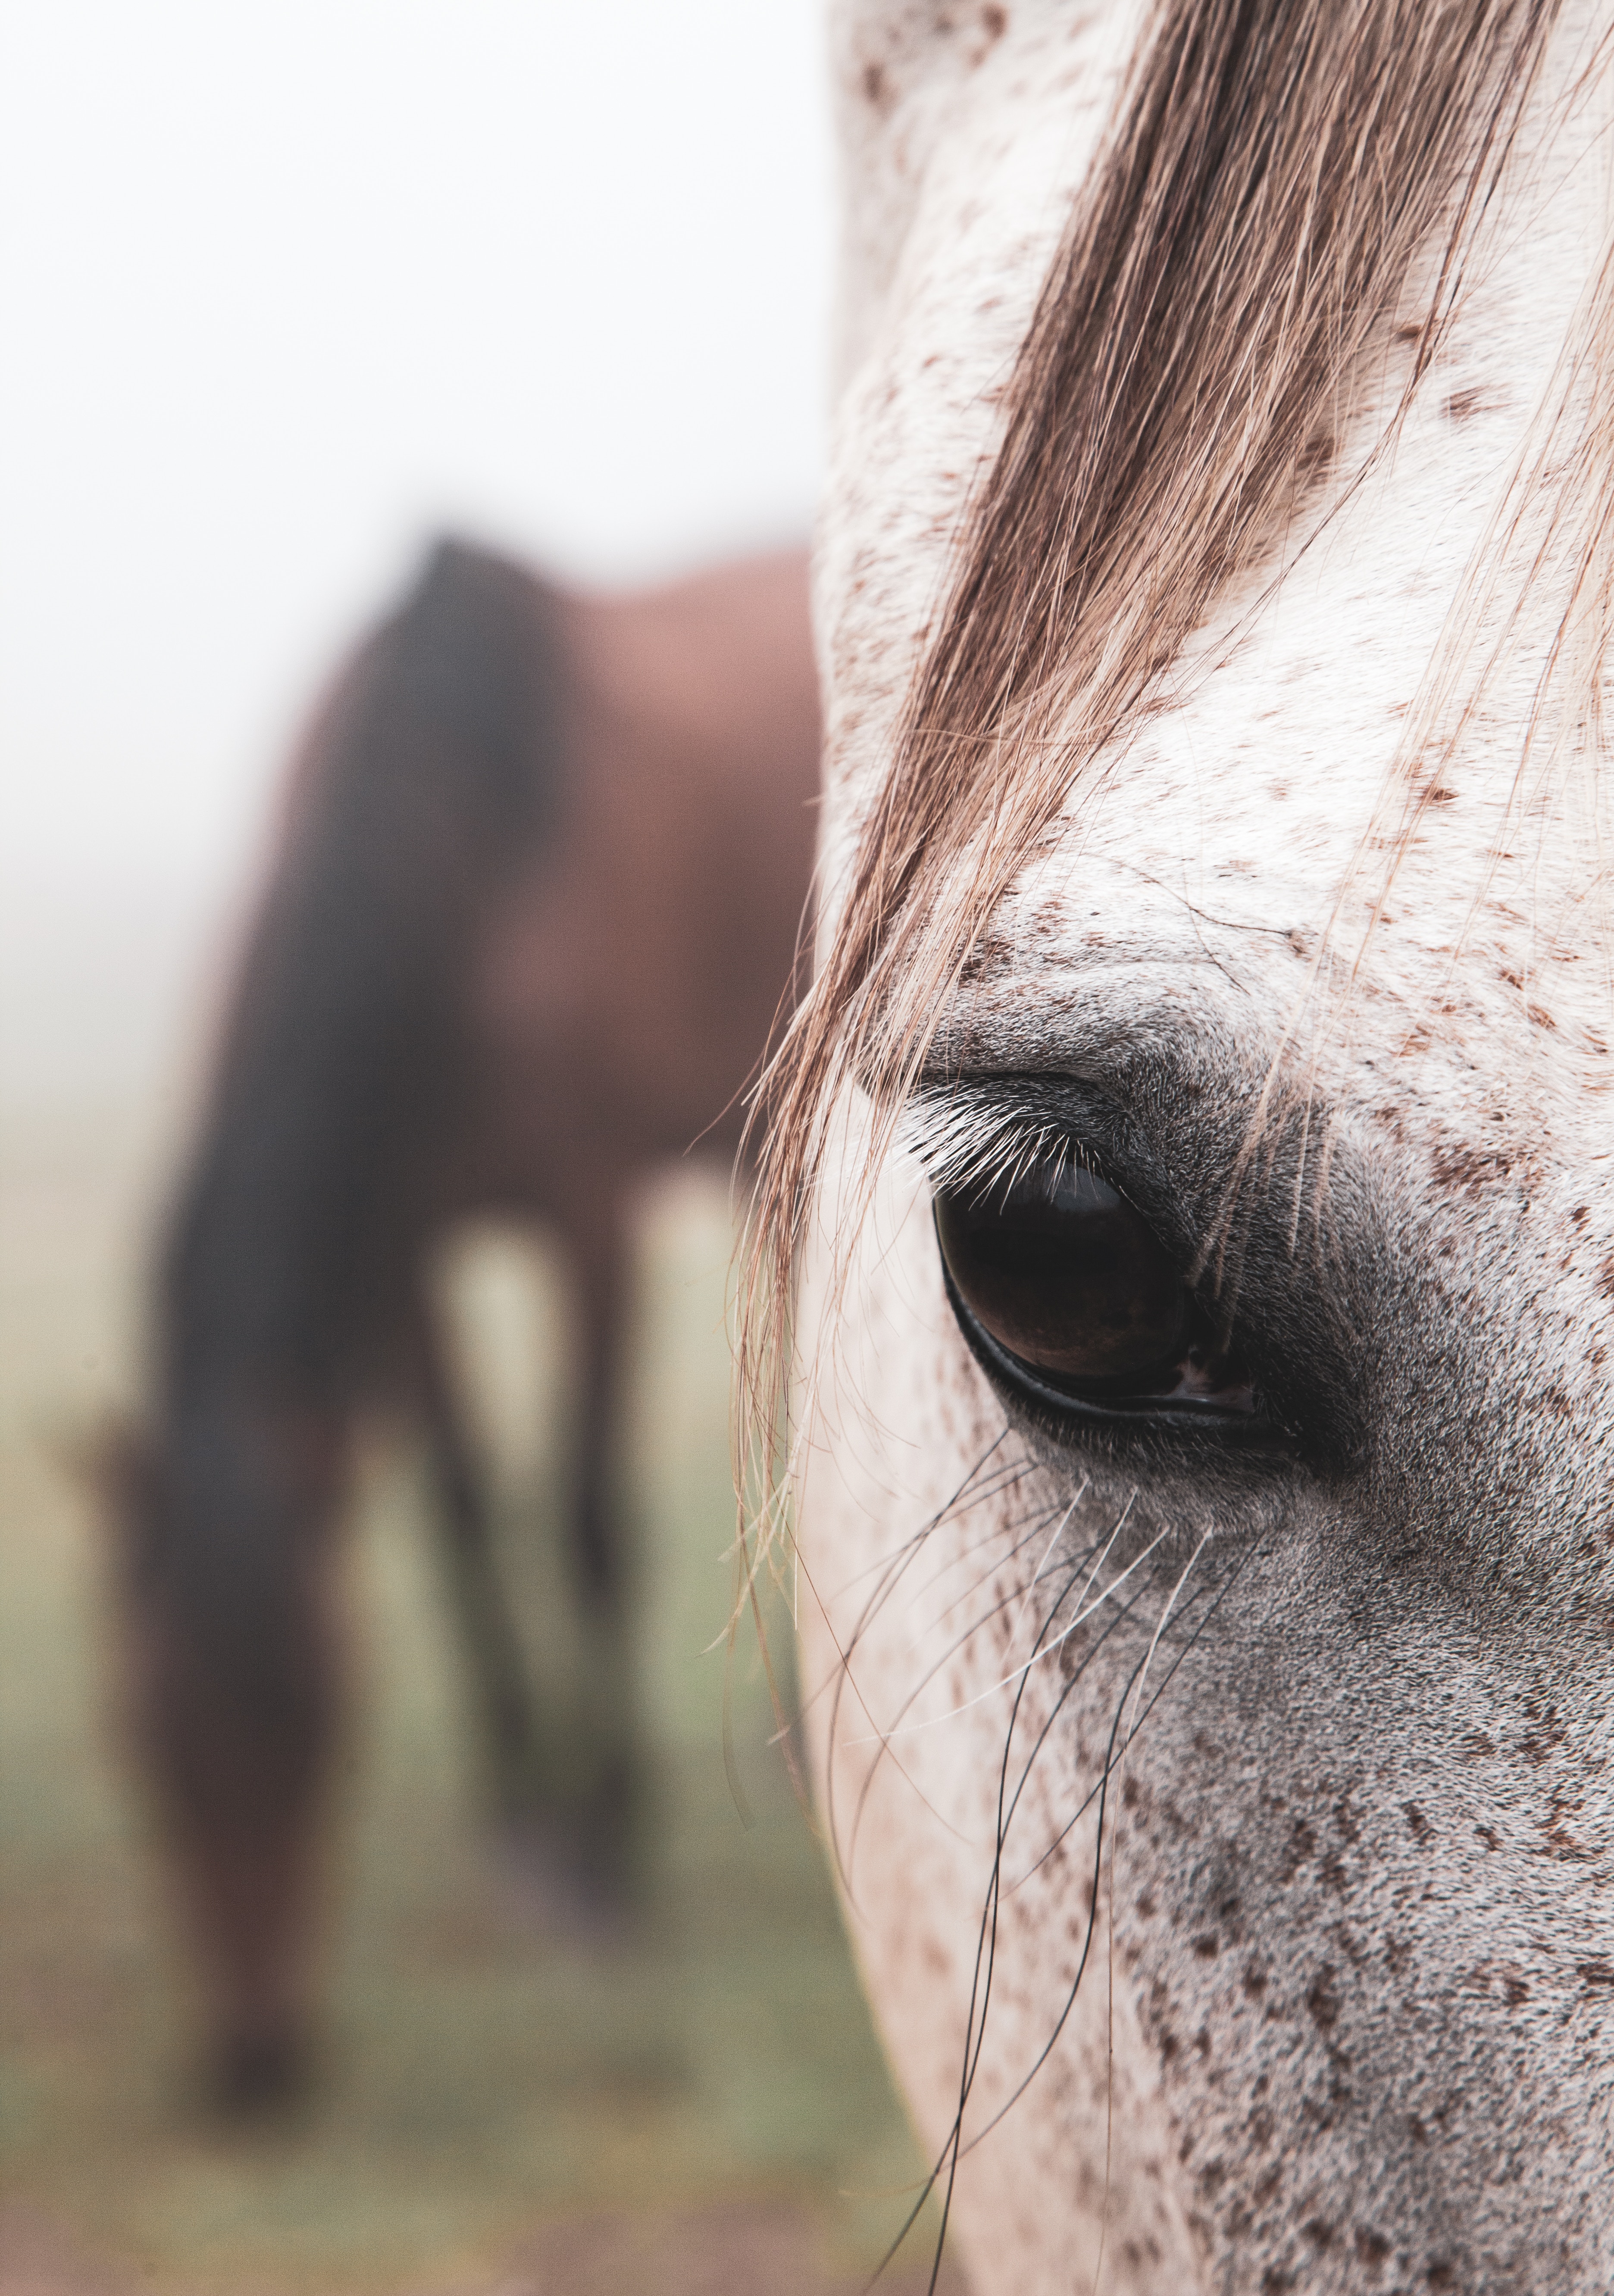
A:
0,1124,929,2294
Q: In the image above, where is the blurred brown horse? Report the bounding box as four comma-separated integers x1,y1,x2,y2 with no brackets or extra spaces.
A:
108,540,818,2106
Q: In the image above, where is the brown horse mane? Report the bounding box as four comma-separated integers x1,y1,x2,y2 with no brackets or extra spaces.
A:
144,537,564,1712
741,0,1569,1540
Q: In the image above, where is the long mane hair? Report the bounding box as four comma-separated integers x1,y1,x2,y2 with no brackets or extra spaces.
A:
737,0,1611,1533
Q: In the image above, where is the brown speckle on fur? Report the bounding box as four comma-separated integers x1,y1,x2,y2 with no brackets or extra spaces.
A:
1355,2226,1392,2271
1305,1967,1340,2031
1429,1143,1513,1195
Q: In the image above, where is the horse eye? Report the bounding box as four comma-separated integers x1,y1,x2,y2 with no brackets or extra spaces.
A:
935,1160,1190,1394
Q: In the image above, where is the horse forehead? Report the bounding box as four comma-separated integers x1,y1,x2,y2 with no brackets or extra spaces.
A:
823,3,1593,771
980,350,1614,1161
820,0,1614,1154
1004,483,1614,1156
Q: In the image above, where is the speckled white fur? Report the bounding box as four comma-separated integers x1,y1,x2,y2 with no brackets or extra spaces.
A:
798,6,1614,2291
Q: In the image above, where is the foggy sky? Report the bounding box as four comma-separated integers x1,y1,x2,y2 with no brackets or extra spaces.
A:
1,1,831,895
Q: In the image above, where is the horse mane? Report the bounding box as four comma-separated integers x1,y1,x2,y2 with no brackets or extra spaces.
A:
147,538,565,1703
741,0,1568,1530
165,537,562,1402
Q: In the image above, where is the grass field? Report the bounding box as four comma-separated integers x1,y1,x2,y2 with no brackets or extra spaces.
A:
0,1086,949,2295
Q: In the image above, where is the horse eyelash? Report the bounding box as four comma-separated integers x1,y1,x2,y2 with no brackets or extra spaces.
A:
900,1090,1085,1204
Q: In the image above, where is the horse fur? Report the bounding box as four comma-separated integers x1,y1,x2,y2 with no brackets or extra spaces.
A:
786,3,1614,2288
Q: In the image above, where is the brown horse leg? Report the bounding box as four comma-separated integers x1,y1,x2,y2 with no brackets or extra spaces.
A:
563,1191,641,1901
412,1288,548,1822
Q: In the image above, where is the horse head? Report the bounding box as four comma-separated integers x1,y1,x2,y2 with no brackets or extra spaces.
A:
755,3,1614,2286
100,1382,344,2109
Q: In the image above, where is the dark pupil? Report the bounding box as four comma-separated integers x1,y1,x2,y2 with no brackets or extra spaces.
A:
936,1161,1188,1389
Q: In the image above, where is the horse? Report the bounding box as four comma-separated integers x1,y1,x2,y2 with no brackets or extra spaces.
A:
109,537,819,2108
747,2,1614,2288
